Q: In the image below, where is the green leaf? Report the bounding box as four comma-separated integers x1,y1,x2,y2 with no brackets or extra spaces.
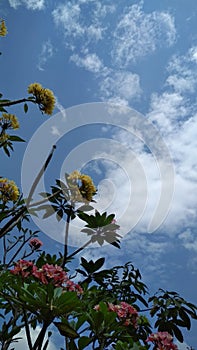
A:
77,205,94,212
179,308,191,330
93,257,105,272
9,135,26,142
171,324,184,343
54,322,79,338
24,103,28,113
78,336,92,350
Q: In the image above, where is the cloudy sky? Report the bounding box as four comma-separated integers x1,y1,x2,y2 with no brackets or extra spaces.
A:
1,0,197,348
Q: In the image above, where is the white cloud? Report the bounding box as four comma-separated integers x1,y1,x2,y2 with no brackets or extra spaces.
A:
112,2,176,67
100,71,142,101
146,48,197,237
52,1,108,48
176,341,192,350
37,40,54,71
148,92,189,133
70,52,104,73
10,327,57,350
55,97,67,120
166,49,197,93
9,0,45,10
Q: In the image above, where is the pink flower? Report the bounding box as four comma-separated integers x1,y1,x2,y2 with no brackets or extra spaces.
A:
10,260,34,278
32,264,68,287
146,331,178,350
65,280,83,294
29,238,43,250
94,301,138,327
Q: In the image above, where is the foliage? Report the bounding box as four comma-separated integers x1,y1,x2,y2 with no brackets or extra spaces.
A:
0,20,196,350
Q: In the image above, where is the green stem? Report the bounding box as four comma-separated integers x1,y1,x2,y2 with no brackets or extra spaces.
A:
28,190,61,208
0,98,35,107
26,145,56,207
61,205,73,268
0,145,56,238
23,309,33,350
32,321,51,350
0,205,26,238
67,238,92,259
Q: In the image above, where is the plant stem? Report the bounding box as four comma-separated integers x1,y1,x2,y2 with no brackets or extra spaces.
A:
32,321,51,350
67,238,92,259
0,205,26,238
61,205,73,268
0,145,56,238
0,98,34,107
26,145,56,207
23,309,33,350
28,190,61,208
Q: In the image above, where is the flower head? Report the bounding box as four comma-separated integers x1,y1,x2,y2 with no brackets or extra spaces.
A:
0,133,9,144
146,331,178,350
0,178,19,202
65,279,83,294
32,264,68,287
28,83,55,115
94,301,138,327
10,260,34,278
0,20,7,36
0,113,19,130
68,170,96,203
29,238,43,250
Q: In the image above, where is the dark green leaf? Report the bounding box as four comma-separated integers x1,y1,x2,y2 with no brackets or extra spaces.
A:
9,135,26,142
78,336,92,350
54,322,79,338
24,103,28,113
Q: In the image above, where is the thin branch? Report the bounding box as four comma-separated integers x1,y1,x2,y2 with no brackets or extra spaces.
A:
67,238,92,260
23,309,33,350
28,189,61,208
0,98,35,107
0,145,56,239
32,321,51,350
0,205,26,238
61,205,72,268
26,145,56,207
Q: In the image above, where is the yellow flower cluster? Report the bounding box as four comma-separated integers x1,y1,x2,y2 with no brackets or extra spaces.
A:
0,20,7,37
68,170,96,202
28,83,55,115
0,113,19,130
0,133,9,143
0,178,19,202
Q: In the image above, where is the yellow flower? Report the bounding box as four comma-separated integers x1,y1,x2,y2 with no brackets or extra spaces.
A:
28,82,55,115
0,133,9,143
68,171,96,203
0,178,19,202
0,20,7,37
79,174,97,202
0,113,19,130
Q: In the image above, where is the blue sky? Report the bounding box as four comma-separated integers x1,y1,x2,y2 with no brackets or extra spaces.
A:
1,0,197,348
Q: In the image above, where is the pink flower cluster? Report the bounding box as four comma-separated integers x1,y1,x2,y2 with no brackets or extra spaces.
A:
94,301,138,327
10,260,83,294
29,238,43,250
146,331,178,350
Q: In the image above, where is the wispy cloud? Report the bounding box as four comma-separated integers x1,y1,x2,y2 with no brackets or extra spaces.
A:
52,1,110,50
112,2,176,67
99,70,142,102
37,40,54,71
166,47,197,93
8,0,45,10
70,52,104,74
